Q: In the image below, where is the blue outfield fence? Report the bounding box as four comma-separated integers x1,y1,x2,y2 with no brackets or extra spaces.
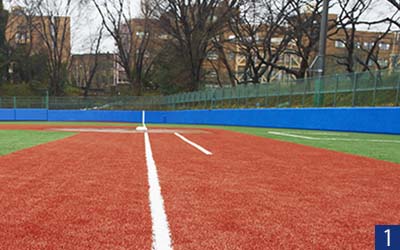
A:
0,107,399,135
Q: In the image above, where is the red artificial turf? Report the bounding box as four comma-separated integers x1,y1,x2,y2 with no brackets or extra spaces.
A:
150,129,400,250
1,124,400,249
0,133,152,249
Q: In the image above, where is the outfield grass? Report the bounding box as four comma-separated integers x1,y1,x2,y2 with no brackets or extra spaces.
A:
1,122,400,164
219,127,400,164
0,130,75,156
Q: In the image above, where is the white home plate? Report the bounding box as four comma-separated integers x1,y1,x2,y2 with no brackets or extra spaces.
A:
136,126,148,132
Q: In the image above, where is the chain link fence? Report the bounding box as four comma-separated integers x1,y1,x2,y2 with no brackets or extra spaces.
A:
1,69,399,110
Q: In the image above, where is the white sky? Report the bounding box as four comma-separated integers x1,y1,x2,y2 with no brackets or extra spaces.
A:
4,0,399,54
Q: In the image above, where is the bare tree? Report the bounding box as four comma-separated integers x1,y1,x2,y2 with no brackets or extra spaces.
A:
282,0,327,79
386,0,400,10
11,0,80,95
71,25,104,96
91,0,157,96
331,0,395,73
209,36,239,86
154,0,240,91
228,0,293,84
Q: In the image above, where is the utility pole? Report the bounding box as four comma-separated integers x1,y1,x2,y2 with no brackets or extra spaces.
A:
313,0,329,107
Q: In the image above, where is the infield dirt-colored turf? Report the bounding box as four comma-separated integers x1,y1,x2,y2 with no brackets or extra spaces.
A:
151,129,400,249
0,132,152,249
0,125,399,249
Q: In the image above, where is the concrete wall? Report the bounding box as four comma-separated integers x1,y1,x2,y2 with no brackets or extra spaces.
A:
0,108,399,134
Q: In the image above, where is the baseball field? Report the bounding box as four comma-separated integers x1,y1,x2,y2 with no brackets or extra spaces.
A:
0,121,399,249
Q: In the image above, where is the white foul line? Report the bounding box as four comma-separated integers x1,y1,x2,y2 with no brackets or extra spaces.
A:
268,131,400,144
144,132,173,250
268,131,315,140
174,133,213,155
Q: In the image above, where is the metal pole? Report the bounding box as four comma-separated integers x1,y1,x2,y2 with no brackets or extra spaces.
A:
314,0,329,107
317,0,329,76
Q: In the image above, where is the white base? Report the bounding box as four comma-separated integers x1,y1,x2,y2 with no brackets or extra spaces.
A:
136,126,148,132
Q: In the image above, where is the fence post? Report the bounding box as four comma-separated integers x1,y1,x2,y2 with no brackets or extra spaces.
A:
45,90,49,110
333,74,339,107
302,78,307,107
13,96,17,109
313,75,325,107
351,72,358,107
396,73,400,106
245,85,249,107
264,84,269,107
236,87,240,107
229,88,232,108
221,88,225,108
372,71,378,106
277,81,281,107
288,81,293,107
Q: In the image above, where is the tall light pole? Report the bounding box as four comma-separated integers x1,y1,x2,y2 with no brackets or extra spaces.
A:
314,0,329,107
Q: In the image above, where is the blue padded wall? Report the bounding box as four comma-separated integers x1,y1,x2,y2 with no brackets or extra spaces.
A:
0,109,15,120
15,109,48,121
145,108,400,134
48,110,142,123
1,108,399,134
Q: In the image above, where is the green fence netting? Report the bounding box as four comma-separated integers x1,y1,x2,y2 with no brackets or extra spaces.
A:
1,69,399,110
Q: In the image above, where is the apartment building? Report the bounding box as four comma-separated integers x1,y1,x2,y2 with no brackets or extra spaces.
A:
5,6,71,63
70,53,114,94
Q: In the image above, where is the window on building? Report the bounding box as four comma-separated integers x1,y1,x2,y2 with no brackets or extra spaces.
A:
136,31,146,38
335,40,346,48
379,43,390,51
364,42,375,50
228,34,236,41
208,15,218,23
378,59,389,67
206,70,218,79
15,25,30,44
159,34,169,40
207,51,219,60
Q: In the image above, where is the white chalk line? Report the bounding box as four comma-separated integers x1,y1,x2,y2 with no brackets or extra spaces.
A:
144,132,173,250
268,131,400,144
286,131,351,136
174,133,213,155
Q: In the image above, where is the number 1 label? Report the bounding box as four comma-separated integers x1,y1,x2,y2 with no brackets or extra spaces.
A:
376,225,399,250
384,229,391,247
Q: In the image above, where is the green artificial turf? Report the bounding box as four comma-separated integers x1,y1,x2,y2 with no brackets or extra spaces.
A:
0,130,75,156
219,127,400,164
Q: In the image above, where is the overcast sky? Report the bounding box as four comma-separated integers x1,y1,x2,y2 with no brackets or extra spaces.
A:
4,0,399,54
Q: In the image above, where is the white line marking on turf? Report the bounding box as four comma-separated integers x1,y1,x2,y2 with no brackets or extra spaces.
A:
268,131,400,144
144,132,173,250
268,131,315,140
174,133,213,155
